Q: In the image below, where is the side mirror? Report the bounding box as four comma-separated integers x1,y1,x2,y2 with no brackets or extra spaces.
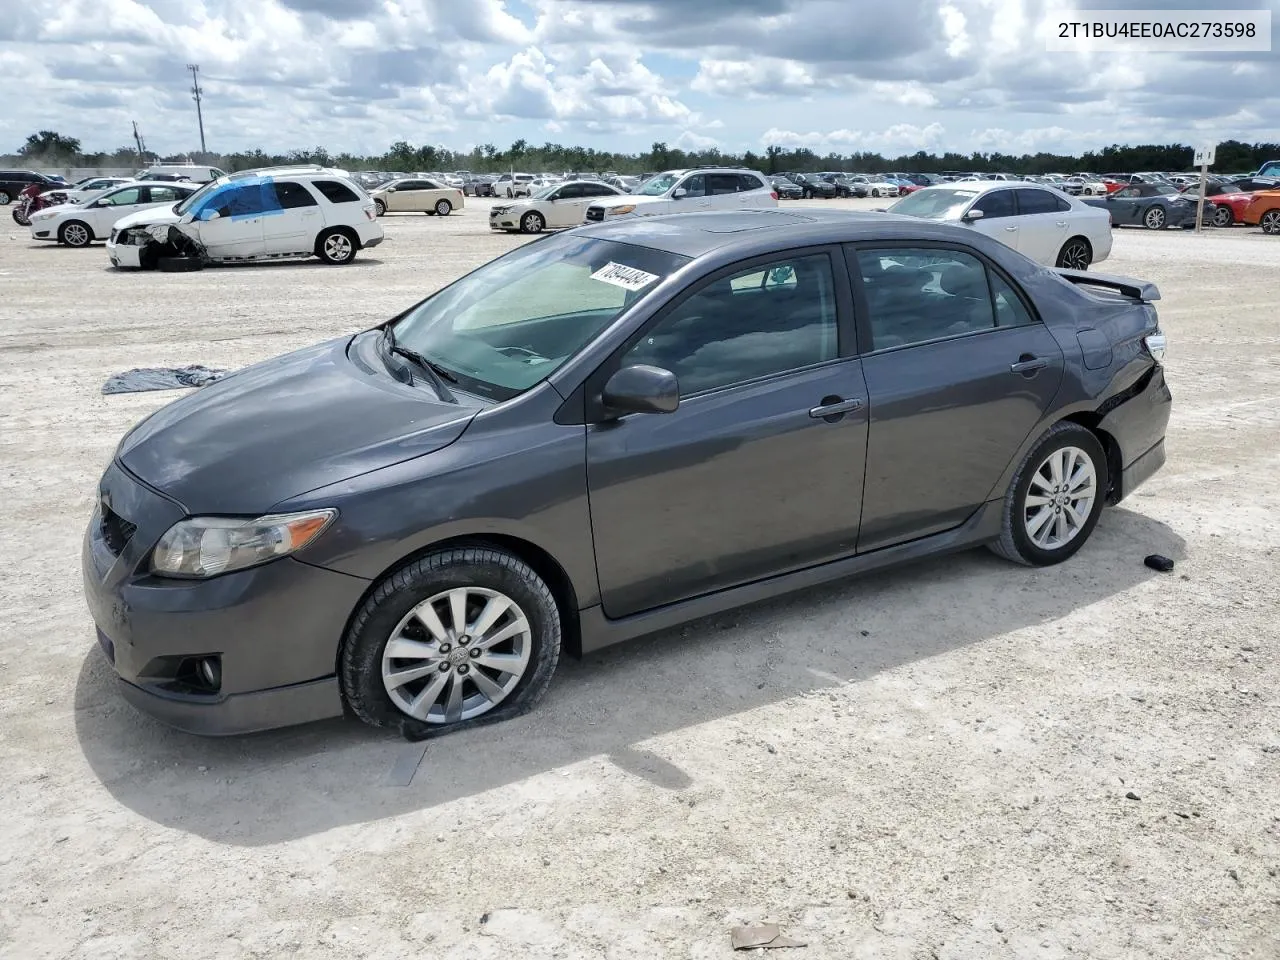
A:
601,365,679,416
672,188,688,199
387,187,397,192
962,208,985,222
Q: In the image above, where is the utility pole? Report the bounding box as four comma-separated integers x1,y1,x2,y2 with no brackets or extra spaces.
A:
187,63,207,155
132,121,147,165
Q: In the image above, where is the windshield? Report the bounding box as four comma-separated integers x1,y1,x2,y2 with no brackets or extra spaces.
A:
887,187,979,220
175,179,223,215
637,173,679,196
531,184,560,200
390,234,691,400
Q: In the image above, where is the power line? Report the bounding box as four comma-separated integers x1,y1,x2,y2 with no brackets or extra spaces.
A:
187,63,206,154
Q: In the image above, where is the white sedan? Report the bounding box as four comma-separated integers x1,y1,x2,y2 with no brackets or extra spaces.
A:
886,181,1112,270
27,181,197,247
489,180,627,233
60,176,133,204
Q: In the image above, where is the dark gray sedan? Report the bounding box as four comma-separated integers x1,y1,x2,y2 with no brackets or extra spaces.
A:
83,209,1171,736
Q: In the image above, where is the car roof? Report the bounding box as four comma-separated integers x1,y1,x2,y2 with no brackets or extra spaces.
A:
572,208,1002,259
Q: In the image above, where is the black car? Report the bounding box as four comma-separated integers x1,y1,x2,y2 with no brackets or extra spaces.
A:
791,173,838,198
464,175,497,197
771,177,803,199
84,209,1171,737
0,168,59,205
1082,182,1213,229
1219,177,1280,194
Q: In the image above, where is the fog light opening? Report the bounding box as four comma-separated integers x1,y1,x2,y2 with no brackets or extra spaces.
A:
196,656,222,692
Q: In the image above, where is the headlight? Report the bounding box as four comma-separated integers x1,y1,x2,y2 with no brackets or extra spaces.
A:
150,509,336,578
608,204,637,216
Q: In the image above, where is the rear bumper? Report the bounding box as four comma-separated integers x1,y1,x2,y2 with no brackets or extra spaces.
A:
1100,363,1172,501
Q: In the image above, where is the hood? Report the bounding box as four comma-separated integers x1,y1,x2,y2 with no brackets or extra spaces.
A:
117,335,481,514
597,193,669,209
111,205,182,231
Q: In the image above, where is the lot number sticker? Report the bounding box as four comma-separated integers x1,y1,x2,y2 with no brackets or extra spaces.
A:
591,262,660,291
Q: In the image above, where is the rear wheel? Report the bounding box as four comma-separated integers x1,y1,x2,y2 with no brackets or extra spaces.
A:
316,228,357,264
341,546,562,733
1212,205,1234,228
1055,237,1092,270
59,220,92,247
435,199,452,216
989,422,1108,567
520,211,545,234
1261,210,1280,235
1143,206,1166,230
0,190,10,205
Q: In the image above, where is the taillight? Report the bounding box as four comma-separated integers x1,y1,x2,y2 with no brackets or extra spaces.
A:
1145,331,1167,361
770,191,778,200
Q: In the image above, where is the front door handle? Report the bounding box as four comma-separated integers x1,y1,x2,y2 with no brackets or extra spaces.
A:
1056,220,1068,227
1004,225,1018,232
1010,356,1049,374
809,397,863,419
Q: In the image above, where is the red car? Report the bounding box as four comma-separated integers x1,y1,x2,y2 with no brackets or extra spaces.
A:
1199,190,1255,227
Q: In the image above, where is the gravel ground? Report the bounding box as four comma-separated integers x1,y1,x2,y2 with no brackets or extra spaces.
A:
1,199,1277,960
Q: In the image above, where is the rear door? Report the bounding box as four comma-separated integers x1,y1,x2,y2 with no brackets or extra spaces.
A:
847,243,1065,551
1011,187,1071,264
262,180,320,254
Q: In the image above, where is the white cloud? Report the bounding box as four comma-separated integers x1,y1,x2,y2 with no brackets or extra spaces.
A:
674,130,720,151
760,123,947,154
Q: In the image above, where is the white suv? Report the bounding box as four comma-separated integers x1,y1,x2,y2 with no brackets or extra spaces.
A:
584,168,777,223
106,166,384,269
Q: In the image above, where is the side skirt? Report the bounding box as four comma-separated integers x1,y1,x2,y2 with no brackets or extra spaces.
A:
578,498,1005,655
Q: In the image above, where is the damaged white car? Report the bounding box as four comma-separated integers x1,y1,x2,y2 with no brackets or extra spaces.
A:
106,166,384,271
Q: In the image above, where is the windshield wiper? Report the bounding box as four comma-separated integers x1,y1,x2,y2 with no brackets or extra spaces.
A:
381,327,458,403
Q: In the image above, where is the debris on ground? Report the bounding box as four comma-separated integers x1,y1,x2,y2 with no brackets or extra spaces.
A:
102,365,228,395
1144,554,1175,572
730,923,807,950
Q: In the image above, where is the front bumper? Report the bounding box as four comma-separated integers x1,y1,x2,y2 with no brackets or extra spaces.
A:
82,461,370,735
106,238,143,268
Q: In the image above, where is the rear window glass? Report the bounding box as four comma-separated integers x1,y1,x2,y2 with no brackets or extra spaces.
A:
313,180,360,203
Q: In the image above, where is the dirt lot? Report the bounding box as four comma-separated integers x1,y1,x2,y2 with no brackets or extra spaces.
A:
1,198,1277,959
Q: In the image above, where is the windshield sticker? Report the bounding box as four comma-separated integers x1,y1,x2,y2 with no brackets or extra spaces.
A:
590,262,660,291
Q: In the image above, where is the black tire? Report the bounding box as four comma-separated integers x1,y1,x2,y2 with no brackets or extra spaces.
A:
58,220,93,247
374,199,386,216
157,255,204,272
988,422,1109,567
316,227,357,264
1143,205,1166,230
340,546,562,734
0,190,10,205
1212,205,1234,228
520,211,545,234
434,199,452,216
1055,237,1092,270
12,207,29,226
1261,210,1280,235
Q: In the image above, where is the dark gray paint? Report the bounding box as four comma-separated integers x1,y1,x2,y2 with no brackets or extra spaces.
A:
83,209,1172,734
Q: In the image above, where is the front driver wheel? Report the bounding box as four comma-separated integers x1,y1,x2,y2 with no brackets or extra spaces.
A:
1143,206,1167,230
520,211,545,233
59,220,92,247
1055,237,1092,270
341,546,562,732
1261,210,1280,235
1213,206,1233,228
989,422,1108,567
374,199,386,216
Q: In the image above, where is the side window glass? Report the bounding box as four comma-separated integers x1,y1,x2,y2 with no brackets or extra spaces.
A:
971,190,1014,219
1016,189,1059,215
706,174,739,194
274,181,319,208
623,254,838,395
145,186,179,203
989,271,1036,328
557,184,582,199
104,188,142,206
855,248,996,350
1054,194,1072,212
680,175,706,197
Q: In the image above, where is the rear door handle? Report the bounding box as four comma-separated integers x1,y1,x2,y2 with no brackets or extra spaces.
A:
1010,356,1049,374
1056,220,1068,227
809,397,863,418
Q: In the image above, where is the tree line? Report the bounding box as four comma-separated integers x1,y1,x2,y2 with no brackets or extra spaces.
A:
8,130,1278,176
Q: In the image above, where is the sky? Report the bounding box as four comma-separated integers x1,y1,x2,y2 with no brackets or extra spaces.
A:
1,0,1277,159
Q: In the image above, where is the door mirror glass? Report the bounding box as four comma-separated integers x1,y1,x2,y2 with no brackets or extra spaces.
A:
962,207,985,221
602,365,680,415
672,188,687,199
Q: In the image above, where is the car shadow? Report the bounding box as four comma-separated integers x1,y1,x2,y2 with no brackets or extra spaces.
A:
74,507,1184,846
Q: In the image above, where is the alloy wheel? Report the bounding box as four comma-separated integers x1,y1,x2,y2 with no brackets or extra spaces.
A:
1262,210,1280,235
381,586,532,724
62,222,90,246
1144,206,1166,229
1023,446,1097,551
323,233,353,262
1058,240,1090,270
521,212,544,233
1213,206,1233,228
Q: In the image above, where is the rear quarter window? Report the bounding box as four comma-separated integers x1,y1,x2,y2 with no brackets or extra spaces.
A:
312,179,360,203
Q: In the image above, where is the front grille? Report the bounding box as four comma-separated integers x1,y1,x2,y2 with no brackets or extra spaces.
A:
100,505,137,556
585,206,604,222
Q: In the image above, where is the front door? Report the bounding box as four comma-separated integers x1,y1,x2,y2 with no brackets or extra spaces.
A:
546,183,587,227
89,186,148,239
848,244,1065,551
1108,187,1141,224
587,249,867,618
188,183,266,258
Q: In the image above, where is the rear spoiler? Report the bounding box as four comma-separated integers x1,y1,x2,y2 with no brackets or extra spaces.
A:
1055,269,1160,302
